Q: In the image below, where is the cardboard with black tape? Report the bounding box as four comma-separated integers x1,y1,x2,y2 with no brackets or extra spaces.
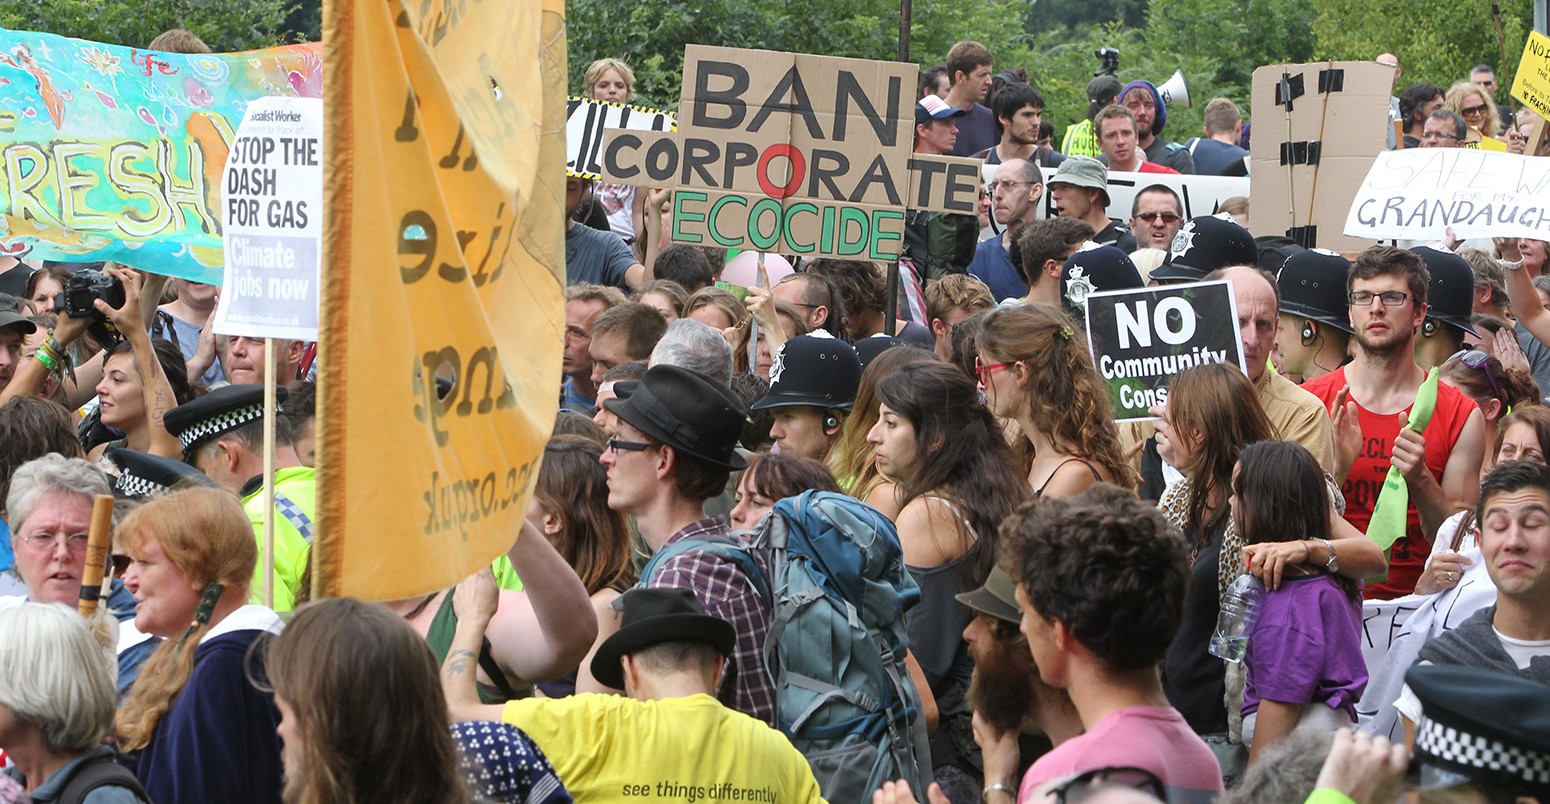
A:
1249,61,1391,253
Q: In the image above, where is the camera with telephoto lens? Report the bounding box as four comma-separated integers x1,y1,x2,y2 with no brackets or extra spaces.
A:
1095,47,1120,77
52,269,126,321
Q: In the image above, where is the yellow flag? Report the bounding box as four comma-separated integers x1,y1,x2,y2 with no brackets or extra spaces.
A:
315,0,566,599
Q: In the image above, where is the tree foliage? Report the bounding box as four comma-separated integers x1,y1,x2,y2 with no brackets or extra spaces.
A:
1312,0,1532,100
1,0,293,51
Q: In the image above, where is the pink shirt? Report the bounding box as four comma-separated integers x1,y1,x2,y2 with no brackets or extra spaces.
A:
1018,706,1222,803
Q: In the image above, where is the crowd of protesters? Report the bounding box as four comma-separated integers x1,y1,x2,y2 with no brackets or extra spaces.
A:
1,28,1550,804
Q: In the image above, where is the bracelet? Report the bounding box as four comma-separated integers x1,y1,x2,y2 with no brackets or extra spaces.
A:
983,783,1016,800
35,347,58,371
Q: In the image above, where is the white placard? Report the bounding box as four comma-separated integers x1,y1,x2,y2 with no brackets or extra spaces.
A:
214,96,323,340
1344,148,1550,242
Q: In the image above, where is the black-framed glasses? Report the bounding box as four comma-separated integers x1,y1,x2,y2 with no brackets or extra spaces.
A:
1348,290,1412,307
606,436,652,454
1050,766,1166,804
1421,131,1460,141
1136,211,1181,224
1449,349,1505,402
1461,104,1488,117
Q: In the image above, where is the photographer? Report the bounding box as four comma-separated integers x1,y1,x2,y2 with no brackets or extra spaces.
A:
1,266,186,460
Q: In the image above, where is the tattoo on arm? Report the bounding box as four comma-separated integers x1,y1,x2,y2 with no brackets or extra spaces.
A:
447,648,475,677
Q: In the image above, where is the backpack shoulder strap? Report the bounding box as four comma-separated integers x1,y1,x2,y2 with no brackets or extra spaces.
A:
54,753,146,804
640,534,770,606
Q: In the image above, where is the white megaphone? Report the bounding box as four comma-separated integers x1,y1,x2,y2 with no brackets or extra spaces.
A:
1158,70,1191,108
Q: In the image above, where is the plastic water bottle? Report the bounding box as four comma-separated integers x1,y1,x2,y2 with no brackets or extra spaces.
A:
1209,574,1264,663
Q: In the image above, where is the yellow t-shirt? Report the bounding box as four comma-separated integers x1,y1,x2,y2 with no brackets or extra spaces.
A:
502,693,825,803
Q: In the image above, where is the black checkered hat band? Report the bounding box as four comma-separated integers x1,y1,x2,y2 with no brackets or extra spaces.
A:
177,404,265,452
113,472,166,499
1418,717,1550,785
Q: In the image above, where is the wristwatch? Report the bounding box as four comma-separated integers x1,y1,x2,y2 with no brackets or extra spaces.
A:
1316,538,1339,573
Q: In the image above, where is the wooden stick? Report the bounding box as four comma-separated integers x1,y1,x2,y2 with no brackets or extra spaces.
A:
77,495,115,617
262,338,277,609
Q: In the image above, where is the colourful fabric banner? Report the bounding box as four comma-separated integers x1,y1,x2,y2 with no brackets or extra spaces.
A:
315,0,566,599
0,29,322,283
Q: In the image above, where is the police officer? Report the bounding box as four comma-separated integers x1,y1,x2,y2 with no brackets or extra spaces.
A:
1276,249,1354,381
750,333,863,462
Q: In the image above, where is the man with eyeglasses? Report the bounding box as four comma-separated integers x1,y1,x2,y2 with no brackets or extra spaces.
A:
1420,109,1467,148
1128,185,1184,252
1301,246,1487,600
968,158,1045,300
600,364,777,726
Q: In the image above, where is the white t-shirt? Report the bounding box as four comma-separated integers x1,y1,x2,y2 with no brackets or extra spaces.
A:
1394,628,1550,722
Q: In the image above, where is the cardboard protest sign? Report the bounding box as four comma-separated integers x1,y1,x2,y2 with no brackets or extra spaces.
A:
214,97,322,340
567,97,674,179
1510,30,1550,120
0,30,322,283
599,46,981,259
1035,169,1249,222
1343,148,1550,242
316,0,565,600
1083,280,1245,422
1249,62,1391,252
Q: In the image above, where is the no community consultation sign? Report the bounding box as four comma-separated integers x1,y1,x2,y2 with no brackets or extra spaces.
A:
1084,280,1246,422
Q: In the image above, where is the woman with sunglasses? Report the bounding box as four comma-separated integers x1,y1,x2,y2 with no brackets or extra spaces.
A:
1439,348,1540,483
868,362,1026,801
976,304,1136,498
1444,81,1503,147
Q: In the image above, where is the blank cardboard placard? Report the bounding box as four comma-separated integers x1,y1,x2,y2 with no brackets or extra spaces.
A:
1249,61,1391,253
600,45,980,258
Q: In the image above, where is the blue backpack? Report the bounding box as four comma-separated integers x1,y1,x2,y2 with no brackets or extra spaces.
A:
641,491,932,803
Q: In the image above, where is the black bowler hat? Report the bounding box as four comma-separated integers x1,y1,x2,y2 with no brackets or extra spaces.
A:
1411,246,1479,337
590,587,736,691
604,364,748,470
1277,249,1355,335
752,333,862,412
1408,664,1550,798
163,384,288,460
107,447,218,499
1061,243,1143,310
1152,215,1259,283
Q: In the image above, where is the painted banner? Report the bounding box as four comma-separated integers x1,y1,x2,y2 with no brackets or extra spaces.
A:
213,96,322,340
1034,170,1249,223
599,45,982,260
0,30,322,283
1342,148,1550,242
1083,280,1246,422
1510,30,1550,120
316,0,566,599
566,97,674,179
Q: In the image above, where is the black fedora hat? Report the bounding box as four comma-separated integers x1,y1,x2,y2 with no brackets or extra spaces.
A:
603,364,748,470
590,587,736,690
1277,249,1354,335
1410,246,1479,337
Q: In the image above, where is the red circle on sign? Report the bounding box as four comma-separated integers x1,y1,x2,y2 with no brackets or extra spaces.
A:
756,144,806,200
